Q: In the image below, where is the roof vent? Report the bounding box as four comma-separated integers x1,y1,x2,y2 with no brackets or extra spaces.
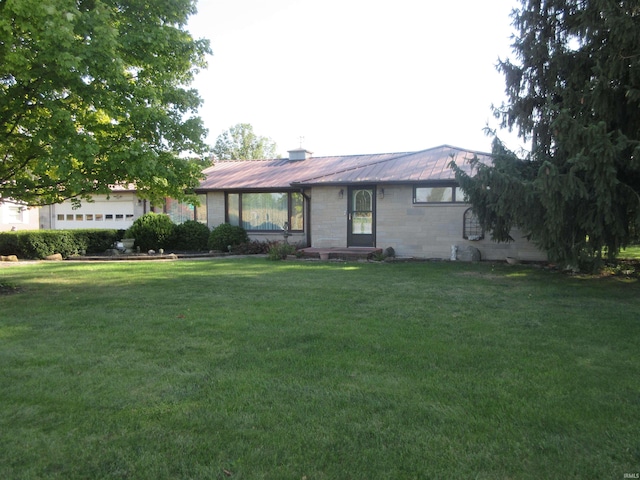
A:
287,148,313,161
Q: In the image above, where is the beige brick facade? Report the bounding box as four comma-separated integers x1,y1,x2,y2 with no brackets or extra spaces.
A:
309,185,547,262
205,185,546,261
308,186,347,247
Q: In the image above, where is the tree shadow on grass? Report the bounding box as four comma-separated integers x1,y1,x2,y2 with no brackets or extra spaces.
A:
0,282,20,295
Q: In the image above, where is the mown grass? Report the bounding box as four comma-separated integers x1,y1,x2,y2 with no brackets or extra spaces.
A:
620,244,640,260
1,258,639,479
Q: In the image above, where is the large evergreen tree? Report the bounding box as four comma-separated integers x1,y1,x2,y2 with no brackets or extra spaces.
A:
451,0,640,270
0,0,211,206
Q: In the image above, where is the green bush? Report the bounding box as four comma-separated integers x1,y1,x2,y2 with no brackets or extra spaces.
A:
171,221,210,251
267,241,297,260
0,230,120,259
0,232,21,256
70,229,120,254
208,223,249,252
16,231,78,259
125,213,176,251
234,240,276,255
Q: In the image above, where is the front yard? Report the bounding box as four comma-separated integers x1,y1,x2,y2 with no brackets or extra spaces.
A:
1,258,639,479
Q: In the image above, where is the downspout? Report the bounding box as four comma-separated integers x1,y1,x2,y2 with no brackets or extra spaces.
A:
300,188,311,247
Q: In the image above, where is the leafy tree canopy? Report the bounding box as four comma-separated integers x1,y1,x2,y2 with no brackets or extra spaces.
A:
0,0,211,206
213,123,278,160
452,0,640,270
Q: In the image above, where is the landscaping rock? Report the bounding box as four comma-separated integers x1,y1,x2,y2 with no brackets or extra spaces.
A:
1,255,19,262
44,253,63,261
457,245,481,262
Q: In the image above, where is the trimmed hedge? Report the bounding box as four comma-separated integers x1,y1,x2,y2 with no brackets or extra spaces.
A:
71,229,122,254
0,219,231,259
0,232,20,257
0,229,120,259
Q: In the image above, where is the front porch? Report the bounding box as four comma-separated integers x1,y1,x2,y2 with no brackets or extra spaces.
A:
299,247,382,261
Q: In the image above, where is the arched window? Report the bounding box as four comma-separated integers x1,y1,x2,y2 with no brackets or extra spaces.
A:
463,208,484,240
354,189,372,212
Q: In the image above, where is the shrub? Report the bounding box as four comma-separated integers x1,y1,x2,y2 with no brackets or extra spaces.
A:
125,213,176,251
71,229,119,254
234,240,275,255
267,242,297,260
0,232,21,256
0,230,121,259
171,221,210,251
208,223,249,252
16,231,78,259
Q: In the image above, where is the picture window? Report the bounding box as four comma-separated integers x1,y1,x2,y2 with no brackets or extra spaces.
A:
226,192,304,232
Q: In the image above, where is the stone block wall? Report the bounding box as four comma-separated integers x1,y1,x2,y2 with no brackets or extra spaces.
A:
309,186,347,248
375,185,546,261
309,185,546,262
205,192,226,227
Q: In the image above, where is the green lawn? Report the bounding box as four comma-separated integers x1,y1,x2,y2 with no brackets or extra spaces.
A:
620,245,640,260
1,258,639,479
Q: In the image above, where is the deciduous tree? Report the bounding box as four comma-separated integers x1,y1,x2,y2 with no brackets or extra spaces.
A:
213,123,278,160
0,0,211,206
452,0,640,270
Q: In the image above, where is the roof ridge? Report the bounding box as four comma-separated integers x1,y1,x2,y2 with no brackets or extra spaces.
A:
431,144,492,157
215,157,284,163
311,150,415,160
292,151,416,184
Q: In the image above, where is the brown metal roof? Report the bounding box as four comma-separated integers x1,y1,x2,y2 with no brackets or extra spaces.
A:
196,145,490,191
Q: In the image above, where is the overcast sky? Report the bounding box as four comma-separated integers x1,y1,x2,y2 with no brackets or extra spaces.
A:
187,0,524,157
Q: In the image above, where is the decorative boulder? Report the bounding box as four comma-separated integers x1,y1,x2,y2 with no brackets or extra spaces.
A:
1,255,19,262
456,245,481,262
44,253,63,261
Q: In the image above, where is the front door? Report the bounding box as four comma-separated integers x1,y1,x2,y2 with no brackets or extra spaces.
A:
347,186,375,247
